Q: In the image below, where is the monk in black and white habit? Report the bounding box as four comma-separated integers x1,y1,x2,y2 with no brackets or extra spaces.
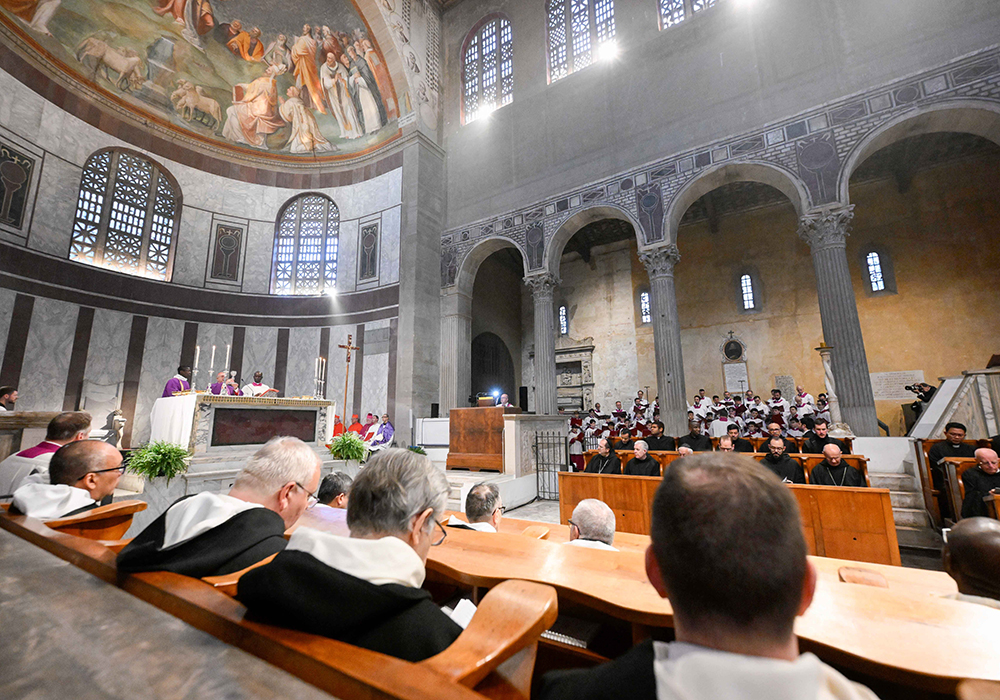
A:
117,436,320,577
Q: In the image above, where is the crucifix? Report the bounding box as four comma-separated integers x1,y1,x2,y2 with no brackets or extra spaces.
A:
339,334,360,421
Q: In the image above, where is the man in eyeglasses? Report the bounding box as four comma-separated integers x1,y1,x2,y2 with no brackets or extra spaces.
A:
238,448,462,662
118,436,320,577
10,440,122,520
457,482,503,532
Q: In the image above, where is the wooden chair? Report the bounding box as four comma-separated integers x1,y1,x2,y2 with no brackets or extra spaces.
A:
985,494,999,520
914,438,981,526
941,457,981,521
45,500,147,540
802,455,871,487
1,510,559,700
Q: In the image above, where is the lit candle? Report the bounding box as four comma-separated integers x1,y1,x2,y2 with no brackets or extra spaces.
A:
225,344,231,371
315,357,320,381
193,345,200,368
210,344,216,370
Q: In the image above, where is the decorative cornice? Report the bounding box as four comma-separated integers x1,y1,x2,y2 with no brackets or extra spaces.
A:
523,272,560,300
797,206,855,251
639,245,682,279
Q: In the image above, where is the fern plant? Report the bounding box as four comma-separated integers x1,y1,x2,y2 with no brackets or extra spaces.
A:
127,441,189,482
407,445,427,455
329,431,369,461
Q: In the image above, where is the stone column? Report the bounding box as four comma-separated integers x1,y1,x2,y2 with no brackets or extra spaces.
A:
797,206,879,436
439,288,472,416
639,245,688,437
524,272,559,416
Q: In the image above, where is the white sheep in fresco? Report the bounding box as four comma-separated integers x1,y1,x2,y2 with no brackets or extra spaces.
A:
75,37,145,92
171,80,223,129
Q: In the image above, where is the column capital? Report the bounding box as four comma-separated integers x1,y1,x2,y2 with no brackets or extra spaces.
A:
639,245,681,279
797,205,855,252
523,272,560,300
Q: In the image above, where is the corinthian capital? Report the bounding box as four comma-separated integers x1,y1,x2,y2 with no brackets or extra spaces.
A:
797,205,854,251
523,272,560,301
639,245,681,279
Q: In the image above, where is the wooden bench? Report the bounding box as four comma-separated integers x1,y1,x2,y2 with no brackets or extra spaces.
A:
0,509,559,700
914,438,983,526
802,455,872,487
1,499,146,540
581,450,683,475
941,457,990,520
557,471,900,565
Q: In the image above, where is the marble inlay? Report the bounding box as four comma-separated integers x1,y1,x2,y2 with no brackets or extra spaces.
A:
337,219,359,294
171,207,213,288
381,206,401,286
132,316,185,445
84,308,130,386
25,154,77,258
361,352,389,418
242,221,275,294
0,287,16,358
285,327,322,398
241,326,279,388
17,297,76,411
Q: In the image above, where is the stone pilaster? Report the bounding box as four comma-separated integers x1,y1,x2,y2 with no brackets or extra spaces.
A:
639,244,688,437
797,206,878,436
524,272,560,416
439,289,472,415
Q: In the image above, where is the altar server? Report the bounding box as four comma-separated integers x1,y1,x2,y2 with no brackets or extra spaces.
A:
242,371,278,397
161,366,192,397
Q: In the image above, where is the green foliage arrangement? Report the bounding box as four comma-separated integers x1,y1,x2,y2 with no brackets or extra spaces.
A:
329,431,369,461
407,445,427,456
127,441,189,481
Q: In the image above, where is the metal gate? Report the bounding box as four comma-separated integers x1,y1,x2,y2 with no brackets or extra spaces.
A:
535,431,568,500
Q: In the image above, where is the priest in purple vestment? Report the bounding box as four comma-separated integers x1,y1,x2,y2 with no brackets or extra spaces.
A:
367,413,394,451
161,366,193,397
210,370,242,396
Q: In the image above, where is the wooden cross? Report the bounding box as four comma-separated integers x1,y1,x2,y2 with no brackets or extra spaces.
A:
338,334,360,423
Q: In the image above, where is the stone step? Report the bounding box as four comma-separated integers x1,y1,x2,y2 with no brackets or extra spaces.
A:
896,525,944,553
870,473,917,492
889,490,924,509
892,506,933,529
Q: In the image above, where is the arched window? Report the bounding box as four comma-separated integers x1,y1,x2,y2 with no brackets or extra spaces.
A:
271,194,340,295
462,14,513,124
559,304,569,335
639,291,652,324
740,274,755,310
546,0,616,82
69,149,180,280
658,0,716,31
865,252,885,292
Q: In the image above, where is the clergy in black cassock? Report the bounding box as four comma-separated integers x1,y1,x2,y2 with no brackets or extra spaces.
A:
624,442,660,477
758,438,806,484
961,450,1000,518
677,424,712,452
586,439,622,474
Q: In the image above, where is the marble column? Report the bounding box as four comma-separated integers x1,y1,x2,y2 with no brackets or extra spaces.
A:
524,272,559,416
797,206,879,437
439,289,472,415
639,245,688,437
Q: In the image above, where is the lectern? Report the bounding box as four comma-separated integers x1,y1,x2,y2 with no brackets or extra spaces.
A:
446,406,521,471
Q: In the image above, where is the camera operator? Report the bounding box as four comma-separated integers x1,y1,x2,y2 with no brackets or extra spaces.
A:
907,382,936,418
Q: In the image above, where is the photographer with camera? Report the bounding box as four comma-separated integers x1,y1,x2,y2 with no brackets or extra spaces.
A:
906,382,936,419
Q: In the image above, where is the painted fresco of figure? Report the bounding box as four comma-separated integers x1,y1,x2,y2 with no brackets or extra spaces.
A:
320,52,361,140
291,24,327,114
227,25,264,61
347,46,385,127
278,86,333,153
319,26,342,65
341,53,381,134
153,0,212,33
221,64,286,148
0,0,58,34
361,39,396,121
262,34,293,72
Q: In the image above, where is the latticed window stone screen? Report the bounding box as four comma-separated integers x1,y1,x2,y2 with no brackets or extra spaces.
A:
640,291,651,323
659,0,716,31
271,194,340,295
866,252,885,292
740,274,755,310
69,149,179,280
463,15,513,124
559,305,569,335
546,0,615,82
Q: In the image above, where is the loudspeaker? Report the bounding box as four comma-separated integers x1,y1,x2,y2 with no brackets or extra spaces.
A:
431,403,439,418
519,386,528,411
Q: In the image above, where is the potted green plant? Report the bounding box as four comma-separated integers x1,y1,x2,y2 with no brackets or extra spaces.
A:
127,440,190,482
407,445,427,455
328,432,368,475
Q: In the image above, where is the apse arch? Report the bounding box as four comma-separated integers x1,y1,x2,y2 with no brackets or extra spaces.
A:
663,161,811,244
454,237,528,297
837,99,1000,203
545,204,645,277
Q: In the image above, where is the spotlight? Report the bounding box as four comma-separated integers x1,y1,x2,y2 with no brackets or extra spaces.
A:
597,41,619,62
492,390,500,398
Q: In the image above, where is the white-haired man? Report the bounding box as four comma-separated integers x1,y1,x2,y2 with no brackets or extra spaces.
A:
624,441,659,477
565,499,618,551
237,448,462,662
117,436,320,577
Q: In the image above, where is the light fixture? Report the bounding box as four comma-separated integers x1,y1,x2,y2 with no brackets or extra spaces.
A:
492,389,500,398
597,40,619,62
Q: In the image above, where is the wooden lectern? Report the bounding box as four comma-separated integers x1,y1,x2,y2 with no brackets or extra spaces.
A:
447,406,521,471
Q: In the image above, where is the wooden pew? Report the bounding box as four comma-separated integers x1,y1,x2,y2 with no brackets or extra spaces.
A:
45,499,147,539
581,450,682,475
986,493,999,520
941,457,989,521
557,472,901,565
802,455,872,487
914,438,983,526
0,510,559,700
0,410,60,461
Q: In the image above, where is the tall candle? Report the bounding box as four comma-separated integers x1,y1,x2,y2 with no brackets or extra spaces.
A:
315,357,320,381
225,344,231,370
211,344,216,369
193,345,200,368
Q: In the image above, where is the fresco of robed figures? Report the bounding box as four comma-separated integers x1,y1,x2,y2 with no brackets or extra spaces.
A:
0,0,401,158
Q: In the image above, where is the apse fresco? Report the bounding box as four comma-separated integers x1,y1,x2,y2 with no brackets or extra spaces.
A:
0,0,402,158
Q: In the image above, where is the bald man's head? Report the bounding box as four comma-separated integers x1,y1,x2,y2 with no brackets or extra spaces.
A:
49,440,123,501
822,443,842,466
944,518,1000,601
974,448,999,475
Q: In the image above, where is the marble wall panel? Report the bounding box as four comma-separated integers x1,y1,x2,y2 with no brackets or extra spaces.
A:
172,207,213,288
381,206,401,286
285,327,322,398
242,326,279,389
243,220,275,294
0,72,46,146
132,316,185,445
360,352,389,421
325,325,355,418
338,219,359,293
82,309,131,408
336,169,403,221
0,287,16,360
27,155,78,257
194,323,234,389
17,297,76,412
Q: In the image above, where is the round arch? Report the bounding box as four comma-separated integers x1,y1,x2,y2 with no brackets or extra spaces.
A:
663,162,811,244
544,204,646,277
837,99,1000,203
453,237,527,297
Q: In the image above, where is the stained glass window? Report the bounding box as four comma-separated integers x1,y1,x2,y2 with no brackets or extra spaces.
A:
462,15,514,124
866,252,885,292
559,305,569,335
69,149,179,280
271,194,339,295
659,0,717,31
546,0,616,82
740,274,755,310
640,292,651,324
